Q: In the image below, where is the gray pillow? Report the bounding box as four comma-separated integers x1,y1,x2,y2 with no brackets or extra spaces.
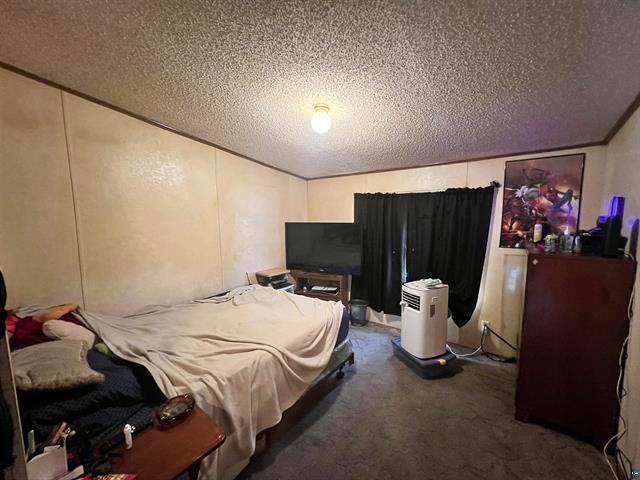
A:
11,340,105,391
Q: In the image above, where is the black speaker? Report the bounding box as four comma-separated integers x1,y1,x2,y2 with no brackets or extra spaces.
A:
602,216,622,258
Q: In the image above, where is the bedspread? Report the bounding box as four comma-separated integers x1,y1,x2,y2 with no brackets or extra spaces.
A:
77,286,342,479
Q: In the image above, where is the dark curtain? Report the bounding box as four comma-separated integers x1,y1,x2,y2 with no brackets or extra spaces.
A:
406,187,495,326
351,194,408,314
352,186,495,326
351,193,385,310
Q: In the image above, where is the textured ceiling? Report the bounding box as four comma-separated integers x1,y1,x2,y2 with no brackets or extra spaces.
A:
1,1,640,178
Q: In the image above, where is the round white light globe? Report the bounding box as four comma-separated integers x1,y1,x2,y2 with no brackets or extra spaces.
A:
311,109,331,134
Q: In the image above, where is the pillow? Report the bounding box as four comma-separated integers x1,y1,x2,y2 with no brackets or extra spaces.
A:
11,340,105,391
33,304,78,322
42,320,97,347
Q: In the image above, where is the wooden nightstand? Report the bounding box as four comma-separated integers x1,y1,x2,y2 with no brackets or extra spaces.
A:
109,407,225,480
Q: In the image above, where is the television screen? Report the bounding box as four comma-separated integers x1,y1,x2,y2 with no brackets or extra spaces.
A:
285,223,362,275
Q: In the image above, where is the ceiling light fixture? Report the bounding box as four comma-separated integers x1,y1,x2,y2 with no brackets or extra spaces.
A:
311,103,331,134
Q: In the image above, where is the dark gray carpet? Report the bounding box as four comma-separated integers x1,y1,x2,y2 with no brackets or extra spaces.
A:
239,323,610,480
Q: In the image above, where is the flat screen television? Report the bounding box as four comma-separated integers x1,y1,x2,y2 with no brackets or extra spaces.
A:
285,222,362,275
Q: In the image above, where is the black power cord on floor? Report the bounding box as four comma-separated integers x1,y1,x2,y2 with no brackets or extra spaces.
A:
447,323,518,363
481,325,517,363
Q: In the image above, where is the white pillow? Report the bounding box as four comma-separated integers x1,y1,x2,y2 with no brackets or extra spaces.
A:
42,320,97,347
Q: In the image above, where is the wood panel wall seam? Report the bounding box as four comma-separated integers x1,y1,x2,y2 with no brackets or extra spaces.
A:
60,91,87,309
213,148,225,290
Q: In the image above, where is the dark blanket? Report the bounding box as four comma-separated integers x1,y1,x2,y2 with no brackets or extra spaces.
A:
19,349,165,444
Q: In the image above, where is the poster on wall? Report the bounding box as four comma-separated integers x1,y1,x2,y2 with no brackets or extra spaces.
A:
500,153,585,248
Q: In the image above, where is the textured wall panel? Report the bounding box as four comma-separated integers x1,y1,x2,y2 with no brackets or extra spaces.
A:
1,1,639,178
63,94,223,315
307,175,367,222
216,150,301,290
287,176,308,223
500,253,526,346
0,69,83,308
365,163,468,193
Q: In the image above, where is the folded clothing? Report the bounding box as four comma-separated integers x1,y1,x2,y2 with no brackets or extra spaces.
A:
12,316,52,349
12,340,105,392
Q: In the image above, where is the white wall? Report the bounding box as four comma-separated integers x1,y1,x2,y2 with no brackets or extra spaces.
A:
0,68,83,307
307,147,607,355
0,67,306,314
216,149,307,290
602,106,640,467
63,93,224,314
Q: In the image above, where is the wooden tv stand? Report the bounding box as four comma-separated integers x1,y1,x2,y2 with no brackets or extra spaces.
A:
291,271,349,305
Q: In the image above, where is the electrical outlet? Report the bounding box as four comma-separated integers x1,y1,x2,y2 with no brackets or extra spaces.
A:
481,320,491,328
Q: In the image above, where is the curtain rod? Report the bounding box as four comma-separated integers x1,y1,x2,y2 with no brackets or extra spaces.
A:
371,181,501,195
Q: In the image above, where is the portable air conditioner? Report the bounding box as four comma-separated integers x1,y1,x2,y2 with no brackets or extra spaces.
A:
399,279,449,359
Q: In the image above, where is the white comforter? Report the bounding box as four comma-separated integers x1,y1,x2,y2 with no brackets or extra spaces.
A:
77,286,343,479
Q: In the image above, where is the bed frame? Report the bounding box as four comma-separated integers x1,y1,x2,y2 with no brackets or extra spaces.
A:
336,351,355,379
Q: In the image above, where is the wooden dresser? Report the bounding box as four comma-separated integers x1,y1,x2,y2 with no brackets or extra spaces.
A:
516,251,636,448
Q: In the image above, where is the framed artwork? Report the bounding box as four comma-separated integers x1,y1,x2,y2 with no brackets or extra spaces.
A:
500,153,585,248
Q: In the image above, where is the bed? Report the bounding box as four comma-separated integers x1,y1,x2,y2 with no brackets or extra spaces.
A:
14,286,353,480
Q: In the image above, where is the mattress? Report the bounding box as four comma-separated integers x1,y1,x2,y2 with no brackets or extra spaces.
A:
335,306,350,347
310,339,353,389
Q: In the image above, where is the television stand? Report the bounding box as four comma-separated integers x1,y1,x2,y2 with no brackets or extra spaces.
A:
291,271,349,305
